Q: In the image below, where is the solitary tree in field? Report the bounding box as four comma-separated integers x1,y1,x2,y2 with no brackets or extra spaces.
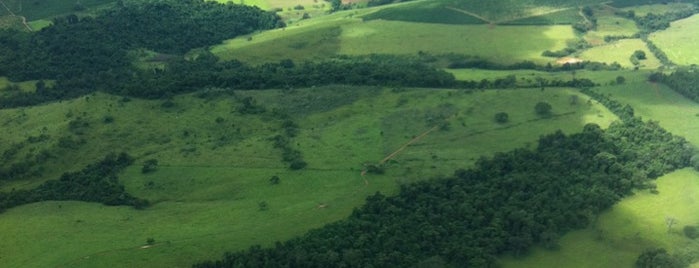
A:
269,175,280,185
494,112,509,123
535,102,552,117
258,201,269,211
633,50,647,60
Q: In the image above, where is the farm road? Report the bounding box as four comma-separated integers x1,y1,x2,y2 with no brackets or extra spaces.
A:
0,0,32,31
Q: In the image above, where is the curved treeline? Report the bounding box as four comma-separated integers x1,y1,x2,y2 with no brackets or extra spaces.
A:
0,153,149,213
194,119,692,266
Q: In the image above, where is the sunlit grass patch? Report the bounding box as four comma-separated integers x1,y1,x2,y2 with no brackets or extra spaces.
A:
501,168,699,268
340,20,576,65
649,14,699,66
579,39,661,69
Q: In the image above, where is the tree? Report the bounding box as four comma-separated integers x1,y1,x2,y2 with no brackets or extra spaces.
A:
142,159,158,174
633,50,647,60
269,175,280,185
616,76,626,85
635,248,683,268
258,201,269,211
684,225,699,239
494,112,509,123
535,102,552,117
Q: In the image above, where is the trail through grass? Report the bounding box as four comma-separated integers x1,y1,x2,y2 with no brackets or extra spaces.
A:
0,86,616,267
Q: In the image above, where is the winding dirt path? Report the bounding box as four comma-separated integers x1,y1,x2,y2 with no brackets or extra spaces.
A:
0,0,32,31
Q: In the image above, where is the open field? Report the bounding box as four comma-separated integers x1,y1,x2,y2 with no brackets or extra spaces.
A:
212,5,577,65
339,21,576,64
579,39,662,69
597,71,699,146
362,0,487,24
444,0,609,22
503,8,581,25
583,6,638,45
649,14,699,66
0,85,616,267
500,168,699,268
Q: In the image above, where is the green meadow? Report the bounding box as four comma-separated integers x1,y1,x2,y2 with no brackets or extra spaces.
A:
339,21,575,64
598,71,699,146
3,0,699,267
212,5,577,65
499,70,699,267
583,7,638,45
500,168,699,268
649,14,699,66
0,85,616,267
579,39,662,69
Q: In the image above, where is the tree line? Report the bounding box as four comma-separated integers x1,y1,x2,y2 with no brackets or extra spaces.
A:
193,94,694,267
0,0,283,103
0,153,149,213
650,69,699,103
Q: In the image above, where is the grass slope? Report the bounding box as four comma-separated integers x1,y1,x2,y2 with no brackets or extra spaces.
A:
0,86,616,267
579,39,662,69
500,70,699,268
339,21,576,64
212,5,577,65
598,71,699,146
649,14,699,66
362,0,486,25
583,6,638,45
500,168,699,267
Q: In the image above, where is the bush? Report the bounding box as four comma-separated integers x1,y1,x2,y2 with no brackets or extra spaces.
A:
494,112,509,123
289,159,307,170
141,159,159,174
684,225,699,239
535,102,552,117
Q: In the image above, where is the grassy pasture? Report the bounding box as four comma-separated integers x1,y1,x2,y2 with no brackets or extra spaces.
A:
597,71,699,146
211,5,578,65
339,20,576,64
579,39,662,69
361,0,486,25
213,25,342,64
500,168,699,268
0,85,616,267
444,0,609,22
583,7,638,45
649,14,699,66
26,18,51,30
503,8,581,25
